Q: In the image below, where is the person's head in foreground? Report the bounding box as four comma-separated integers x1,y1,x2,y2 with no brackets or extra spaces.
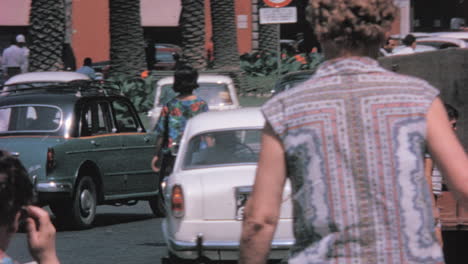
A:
0,150,33,240
0,150,59,264
307,0,397,59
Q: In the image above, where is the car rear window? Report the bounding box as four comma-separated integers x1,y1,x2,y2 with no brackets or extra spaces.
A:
158,82,233,107
183,129,261,169
0,105,61,133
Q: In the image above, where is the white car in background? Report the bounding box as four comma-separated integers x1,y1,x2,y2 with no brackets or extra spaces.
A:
416,36,467,49
147,74,240,130
161,108,293,262
390,44,437,55
431,31,468,42
2,71,90,92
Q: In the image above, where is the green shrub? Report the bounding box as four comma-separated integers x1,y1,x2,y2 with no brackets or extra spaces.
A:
240,51,324,77
107,75,156,113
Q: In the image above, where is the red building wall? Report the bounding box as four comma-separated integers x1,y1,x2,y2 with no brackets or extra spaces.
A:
72,0,110,65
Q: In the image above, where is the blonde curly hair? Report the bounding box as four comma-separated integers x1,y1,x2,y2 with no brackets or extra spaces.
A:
308,0,397,49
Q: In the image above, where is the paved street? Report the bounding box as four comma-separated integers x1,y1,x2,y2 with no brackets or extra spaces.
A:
7,202,168,264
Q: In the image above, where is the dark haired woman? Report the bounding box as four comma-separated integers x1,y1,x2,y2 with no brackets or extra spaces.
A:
239,0,468,263
151,65,209,175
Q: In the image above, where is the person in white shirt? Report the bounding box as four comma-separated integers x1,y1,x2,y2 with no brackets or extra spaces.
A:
393,34,416,55
2,34,29,79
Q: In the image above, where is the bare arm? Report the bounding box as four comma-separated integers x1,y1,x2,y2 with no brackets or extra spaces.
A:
427,97,468,202
239,123,287,264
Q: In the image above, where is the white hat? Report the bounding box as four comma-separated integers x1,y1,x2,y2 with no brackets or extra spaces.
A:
16,34,25,43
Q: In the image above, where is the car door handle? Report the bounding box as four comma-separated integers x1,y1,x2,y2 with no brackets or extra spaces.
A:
90,140,100,146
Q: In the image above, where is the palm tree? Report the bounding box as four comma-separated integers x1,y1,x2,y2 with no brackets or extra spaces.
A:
28,0,65,71
210,0,241,70
210,0,247,93
180,0,206,70
109,0,146,77
258,1,280,54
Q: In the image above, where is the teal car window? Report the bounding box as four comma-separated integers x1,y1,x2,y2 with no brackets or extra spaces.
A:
0,105,61,132
158,82,233,107
183,129,261,169
112,100,139,133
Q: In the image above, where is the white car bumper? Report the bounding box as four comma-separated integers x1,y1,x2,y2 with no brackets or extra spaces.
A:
162,218,294,260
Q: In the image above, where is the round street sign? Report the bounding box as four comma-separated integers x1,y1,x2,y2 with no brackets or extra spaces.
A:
263,0,293,8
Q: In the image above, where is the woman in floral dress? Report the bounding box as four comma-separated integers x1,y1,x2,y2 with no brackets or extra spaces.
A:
151,64,209,175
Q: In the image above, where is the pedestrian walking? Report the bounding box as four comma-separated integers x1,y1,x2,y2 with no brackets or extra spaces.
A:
2,34,29,80
239,0,468,263
151,64,209,176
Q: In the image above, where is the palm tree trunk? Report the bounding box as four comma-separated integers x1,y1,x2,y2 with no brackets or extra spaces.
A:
180,0,206,70
210,0,241,70
258,1,279,54
109,0,146,78
28,0,65,71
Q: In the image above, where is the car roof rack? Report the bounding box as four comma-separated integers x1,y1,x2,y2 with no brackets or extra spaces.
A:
0,80,124,97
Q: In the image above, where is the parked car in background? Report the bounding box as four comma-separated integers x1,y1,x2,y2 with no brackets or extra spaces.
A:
155,44,182,71
431,31,468,42
390,44,437,56
161,108,293,262
147,74,240,129
0,79,163,229
272,69,315,95
91,60,111,79
416,37,467,49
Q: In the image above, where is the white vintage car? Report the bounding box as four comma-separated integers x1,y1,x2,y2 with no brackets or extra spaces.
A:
161,107,293,262
147,74,241,130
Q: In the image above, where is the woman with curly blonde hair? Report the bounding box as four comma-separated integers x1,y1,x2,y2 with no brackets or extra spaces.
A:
240,0,468,263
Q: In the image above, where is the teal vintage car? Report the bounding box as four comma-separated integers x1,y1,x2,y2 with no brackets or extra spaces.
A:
0,78,162,229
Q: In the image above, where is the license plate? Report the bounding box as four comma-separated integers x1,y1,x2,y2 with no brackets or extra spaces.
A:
235,186,252,220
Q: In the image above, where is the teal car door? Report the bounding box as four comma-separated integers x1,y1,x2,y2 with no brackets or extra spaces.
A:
111,99,158,194
75,100,126,196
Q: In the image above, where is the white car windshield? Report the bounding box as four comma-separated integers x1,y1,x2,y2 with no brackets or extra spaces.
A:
183,129,261,169
0,105,61,132
158,82,233,107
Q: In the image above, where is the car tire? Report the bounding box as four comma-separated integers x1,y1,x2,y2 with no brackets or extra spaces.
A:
70,176,97,229
149,195,166,217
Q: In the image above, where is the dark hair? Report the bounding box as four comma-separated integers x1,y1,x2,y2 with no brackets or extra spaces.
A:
83,57,92,66
0,150,33,227
402,34,416,46
173,64,199,94
308,0,397,49
444,103,459,120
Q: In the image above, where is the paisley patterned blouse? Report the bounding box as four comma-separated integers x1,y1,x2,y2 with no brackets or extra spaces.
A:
155,97,208,155
262,57,444,263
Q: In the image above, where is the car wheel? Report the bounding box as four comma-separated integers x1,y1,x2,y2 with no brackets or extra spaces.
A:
149,195,166,217
71,176,97,229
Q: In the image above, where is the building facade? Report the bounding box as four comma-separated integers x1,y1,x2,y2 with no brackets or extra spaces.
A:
0,0,433,68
